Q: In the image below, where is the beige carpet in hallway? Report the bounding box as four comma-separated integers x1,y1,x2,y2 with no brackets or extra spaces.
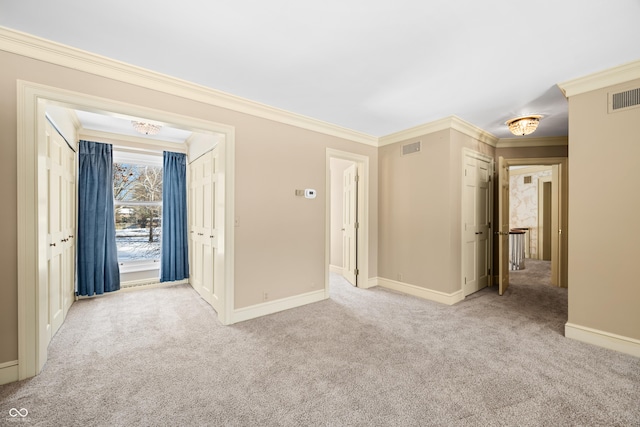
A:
1,265,638,426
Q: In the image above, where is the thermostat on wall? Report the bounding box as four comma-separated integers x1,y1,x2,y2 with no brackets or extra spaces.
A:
304,189,317,199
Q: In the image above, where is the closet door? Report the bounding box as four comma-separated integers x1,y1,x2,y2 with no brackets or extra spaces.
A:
189,158,204,297
205,147,224,313
62,143,76,316
46,122,75,339
199,152,215,305
189,148,221,313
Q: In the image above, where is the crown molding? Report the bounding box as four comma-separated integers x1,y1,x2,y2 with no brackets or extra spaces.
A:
379,116,454,146
378,115,498,147
558,59,640,98
450,116,499,147
0,26,378,147
0,26,511,149
497,136,568,148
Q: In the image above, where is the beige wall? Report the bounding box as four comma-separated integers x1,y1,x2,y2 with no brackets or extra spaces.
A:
495,144,568,159
0,51,378,364
378,130,450,292
0,53,19,365
378,129,494,294
567,78,640,340
234,119,378,306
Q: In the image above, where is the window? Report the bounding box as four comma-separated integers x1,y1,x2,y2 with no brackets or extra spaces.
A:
113,153,163,264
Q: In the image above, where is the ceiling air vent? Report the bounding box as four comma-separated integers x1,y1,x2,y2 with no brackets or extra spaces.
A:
610,87,640,113
401,141,421,156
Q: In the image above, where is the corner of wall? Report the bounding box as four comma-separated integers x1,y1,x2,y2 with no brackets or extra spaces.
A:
378,277,464,305
0,360,19,386
558,59,640,98
232,289,327,323
565,323,640,358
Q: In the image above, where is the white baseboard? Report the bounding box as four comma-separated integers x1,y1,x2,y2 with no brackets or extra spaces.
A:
565,323,640,358
329,264,343,274
76,279,190,300
233,289,327,323
120,279,189,291
377,277,464,305
0,360,19,385
363,276,379,289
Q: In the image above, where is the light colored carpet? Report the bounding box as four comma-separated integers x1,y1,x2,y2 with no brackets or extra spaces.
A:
1,262,639,426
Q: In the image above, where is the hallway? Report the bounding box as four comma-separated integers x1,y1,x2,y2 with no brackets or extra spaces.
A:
510,259,553,287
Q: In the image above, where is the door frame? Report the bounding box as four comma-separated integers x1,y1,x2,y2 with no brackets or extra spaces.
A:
499,157,568,288
461,148,494,297
538,176,552,261
498,156,511,295
326,149,370,293
341,162,358,286
17,81,236,380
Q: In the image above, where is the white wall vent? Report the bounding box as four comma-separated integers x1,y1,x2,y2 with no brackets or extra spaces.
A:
609,87,640,113
401,141,421,156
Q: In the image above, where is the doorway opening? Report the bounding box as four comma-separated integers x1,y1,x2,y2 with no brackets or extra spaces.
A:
329,157,356,285
508,165,556,285
17,81,236,380
325,149,370,295
496,157,568,296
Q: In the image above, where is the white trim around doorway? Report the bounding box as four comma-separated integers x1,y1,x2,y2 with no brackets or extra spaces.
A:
16,80,236,380
501,157,568,288
325,149,370,294
460,148,494,297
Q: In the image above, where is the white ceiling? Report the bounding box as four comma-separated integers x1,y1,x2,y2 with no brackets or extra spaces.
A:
3,0,640,139
74,110,193,143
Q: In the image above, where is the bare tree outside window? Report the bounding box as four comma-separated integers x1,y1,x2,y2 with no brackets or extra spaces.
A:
113,163,163,262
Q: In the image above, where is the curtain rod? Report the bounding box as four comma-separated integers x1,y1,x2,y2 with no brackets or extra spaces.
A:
112,145,163,156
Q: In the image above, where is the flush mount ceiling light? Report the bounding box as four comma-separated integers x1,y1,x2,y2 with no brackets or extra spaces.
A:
505,115,542,136
132,121,162,135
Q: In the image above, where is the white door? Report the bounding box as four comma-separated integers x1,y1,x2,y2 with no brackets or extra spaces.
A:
463,155,491,296
62,139,76,317
199,153,215,305
189,160,202,296
189,148,222,313
342,163,358,286
46,124,64,339
498,157,510,296
45,122,75,340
